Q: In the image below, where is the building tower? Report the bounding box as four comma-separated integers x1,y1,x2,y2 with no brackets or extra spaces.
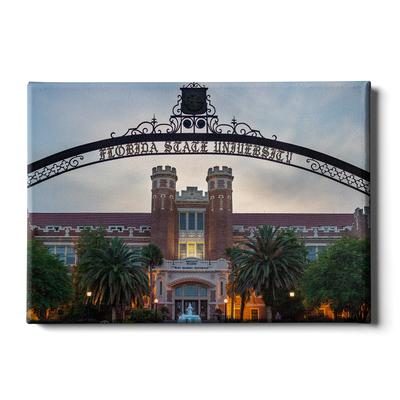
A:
150,166,178,260
206,166,234,259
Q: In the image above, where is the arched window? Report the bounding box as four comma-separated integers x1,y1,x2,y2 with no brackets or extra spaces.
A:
174,285,208,298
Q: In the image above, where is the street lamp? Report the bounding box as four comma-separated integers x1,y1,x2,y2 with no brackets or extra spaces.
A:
289,291,295,321
224,298,228,323
86,291,92,322
154,298,159,323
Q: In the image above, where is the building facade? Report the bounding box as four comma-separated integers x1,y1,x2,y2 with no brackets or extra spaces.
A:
28,165,370,321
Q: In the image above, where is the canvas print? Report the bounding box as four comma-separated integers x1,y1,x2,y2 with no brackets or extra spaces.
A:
27,82,371,324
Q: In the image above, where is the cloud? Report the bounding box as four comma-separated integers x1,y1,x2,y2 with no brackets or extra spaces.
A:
28,82,369,214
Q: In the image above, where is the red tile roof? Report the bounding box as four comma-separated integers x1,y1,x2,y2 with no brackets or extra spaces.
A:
232,213,353,229
29,212,354,230
29,213,152,229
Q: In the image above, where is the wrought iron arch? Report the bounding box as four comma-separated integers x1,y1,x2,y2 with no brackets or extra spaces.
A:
27,82,370,195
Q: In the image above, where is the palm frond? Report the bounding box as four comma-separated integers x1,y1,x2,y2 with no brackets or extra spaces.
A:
80,237,150,308
230,224,306,300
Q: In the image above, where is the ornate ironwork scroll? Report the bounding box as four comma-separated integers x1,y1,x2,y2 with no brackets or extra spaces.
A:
306,158,370,195
28,155,84,187
111,82,266,138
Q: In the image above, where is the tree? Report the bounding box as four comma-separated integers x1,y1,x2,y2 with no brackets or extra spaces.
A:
262,286,306,320
81,237,149,322
64,226,110,321
230,225,306,306
141,243,163,310
300,235,370,322
27,240,73,320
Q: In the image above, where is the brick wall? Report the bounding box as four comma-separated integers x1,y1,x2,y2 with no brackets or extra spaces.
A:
206,166,234,259
150,166,178,259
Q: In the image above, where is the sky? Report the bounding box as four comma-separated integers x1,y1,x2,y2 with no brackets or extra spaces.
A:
27,81,370,214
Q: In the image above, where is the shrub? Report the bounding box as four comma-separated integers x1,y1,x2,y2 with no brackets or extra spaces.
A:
126,309,162,323
29,319,99,324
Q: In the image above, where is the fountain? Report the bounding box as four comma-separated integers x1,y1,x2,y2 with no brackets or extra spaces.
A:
177,303,202,323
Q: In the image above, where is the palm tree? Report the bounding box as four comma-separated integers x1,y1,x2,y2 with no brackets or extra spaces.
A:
141,243,164,310
231,225,306,302
81,237,149,322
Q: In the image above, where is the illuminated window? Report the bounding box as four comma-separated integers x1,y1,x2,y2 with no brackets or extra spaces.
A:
250,309,259,320
187,243,196,257
179,243,187,259
179,242,204,260
196,243,204,260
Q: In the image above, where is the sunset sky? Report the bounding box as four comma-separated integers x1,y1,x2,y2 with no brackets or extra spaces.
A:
27,81,370,214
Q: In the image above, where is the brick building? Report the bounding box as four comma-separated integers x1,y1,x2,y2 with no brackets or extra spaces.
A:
28,165,370,321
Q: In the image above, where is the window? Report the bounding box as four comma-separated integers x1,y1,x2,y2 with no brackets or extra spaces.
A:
307,247,317,260
197,213,204,230
159,281,162,296
250,309,259,321
184,285,198,297
188,212,195,230
179,242,204,259
179,211,204,231
175,285,207,298
220,281,224,296
196,243,204,260
235,307,241,319
187,243,196,257
179,212,204,259
56,247,66,262
179,213,186,230
179,243,187,259
66,247,75,265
